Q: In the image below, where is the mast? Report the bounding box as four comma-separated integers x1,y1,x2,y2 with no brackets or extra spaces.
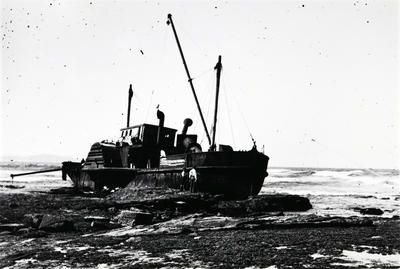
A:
166,14,212,146
211,55,222,151
127,84,133,127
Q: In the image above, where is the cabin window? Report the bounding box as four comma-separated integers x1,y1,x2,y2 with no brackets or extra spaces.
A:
121,131,124,137
129,130,132,136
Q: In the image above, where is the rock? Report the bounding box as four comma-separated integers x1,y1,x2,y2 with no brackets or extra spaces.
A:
236,216,374,230
116,209,153,226
180,226,195,234
217,195,312,216
0,215,8,223
0,223,25,232
257,212,284,218
90,221,121,231
84,216,110,222
73,221,92,232
22,230,48,238
38,215,75,232
108,207,117,213
132,212,153,226
358,208,384,215
8,202,18,208
116,209,141,226
126,237,142,243
4,185,25,189
217,200,246,216
24,214,44,228
17,227,32,234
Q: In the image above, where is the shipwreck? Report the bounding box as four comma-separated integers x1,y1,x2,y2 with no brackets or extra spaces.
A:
11,14,269,198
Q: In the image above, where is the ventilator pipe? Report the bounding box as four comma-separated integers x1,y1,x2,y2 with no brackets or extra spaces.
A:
182,118,193,135
157,107,165,145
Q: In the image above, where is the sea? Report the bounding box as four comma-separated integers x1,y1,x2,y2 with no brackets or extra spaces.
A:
0,163,399,218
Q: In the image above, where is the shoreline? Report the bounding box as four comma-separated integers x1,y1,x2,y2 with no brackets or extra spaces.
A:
0,188,399,268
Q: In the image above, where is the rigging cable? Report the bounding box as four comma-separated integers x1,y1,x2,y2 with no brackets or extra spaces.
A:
192,67,214,81
221,76,236,148
222,70,256,146
178,23,210,61
144,89,155,122
198,70,215,145
144,23,168,123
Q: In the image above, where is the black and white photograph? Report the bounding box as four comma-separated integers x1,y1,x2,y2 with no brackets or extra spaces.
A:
0,0,399,268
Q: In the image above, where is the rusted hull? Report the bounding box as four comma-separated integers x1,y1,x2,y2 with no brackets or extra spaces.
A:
130,167,266,197
83,168,136,191
63,150,269,197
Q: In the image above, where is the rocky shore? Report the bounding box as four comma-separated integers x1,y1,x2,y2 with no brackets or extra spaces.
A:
0,187,399,268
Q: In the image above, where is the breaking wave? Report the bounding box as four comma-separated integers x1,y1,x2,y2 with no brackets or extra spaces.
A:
269,168,400,179
263,167,400,217
271,170,316,178
347,169,399,177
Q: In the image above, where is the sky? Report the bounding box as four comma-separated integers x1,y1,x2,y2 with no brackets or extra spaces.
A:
1,0,399,169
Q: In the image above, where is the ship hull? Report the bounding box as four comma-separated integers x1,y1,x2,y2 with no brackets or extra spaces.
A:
63,150,269,197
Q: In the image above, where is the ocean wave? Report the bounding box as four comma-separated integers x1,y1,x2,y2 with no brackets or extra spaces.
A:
0,162,60,170
272,170,316,178
347,169,400,177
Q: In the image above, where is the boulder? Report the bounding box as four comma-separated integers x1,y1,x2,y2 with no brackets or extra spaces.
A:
0,223,25,232
133,212,153,225
84,216,110,222
0,215,8,223
235,215,374,229
38,214,75,232
216,200,246,216
115,209,153,226
108,207,117,213
24,214,44,228
90,221,121,231
217,195,312,216
359,208,384,215
17,227,32,234
8,202,18,208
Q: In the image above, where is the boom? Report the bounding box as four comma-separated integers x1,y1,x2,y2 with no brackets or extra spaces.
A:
10,167,63,179
167,14,212,146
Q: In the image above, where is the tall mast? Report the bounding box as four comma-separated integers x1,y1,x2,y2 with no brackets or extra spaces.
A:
211,55,222,151
166,14,212,146
127,84,133,127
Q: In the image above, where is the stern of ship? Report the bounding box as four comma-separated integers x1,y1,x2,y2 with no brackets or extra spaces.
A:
186,149,269,197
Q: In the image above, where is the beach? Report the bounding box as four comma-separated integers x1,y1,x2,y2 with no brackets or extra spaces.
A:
0,164,399,268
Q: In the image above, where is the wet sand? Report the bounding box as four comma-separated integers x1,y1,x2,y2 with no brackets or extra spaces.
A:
0,188,399,268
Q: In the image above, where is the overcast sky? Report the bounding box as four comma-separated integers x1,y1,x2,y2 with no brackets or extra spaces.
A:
1,0,399,168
